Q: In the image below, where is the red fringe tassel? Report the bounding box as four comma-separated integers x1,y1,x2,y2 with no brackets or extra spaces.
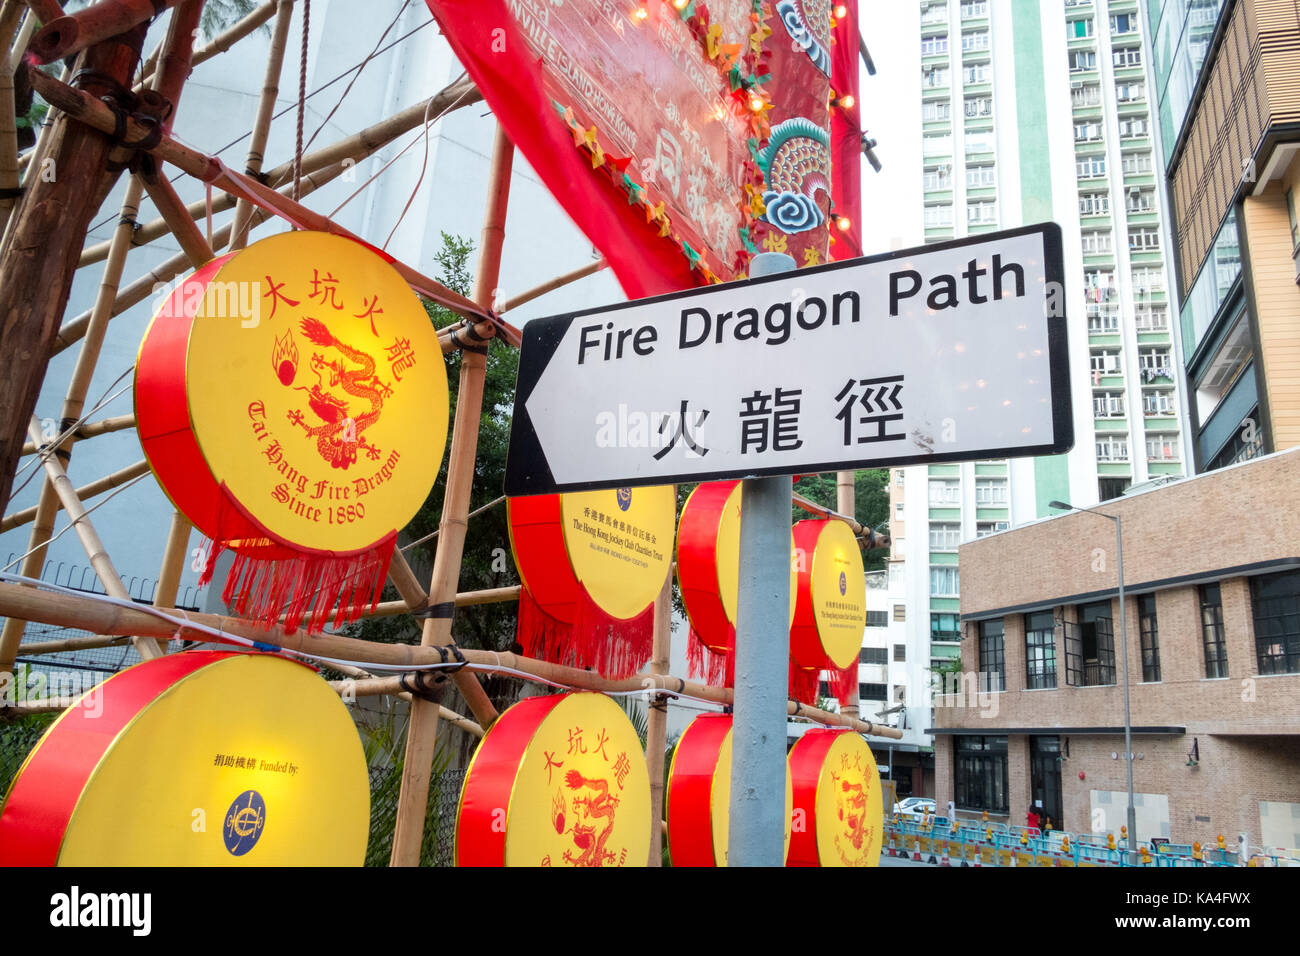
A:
788,663,820,706
687,626,733,687
516,583,654,679
829,661,858,707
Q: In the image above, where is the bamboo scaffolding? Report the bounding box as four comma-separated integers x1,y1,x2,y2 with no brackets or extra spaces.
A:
141,168,213,266
19,418,163,659
138,0,277,88
228,0,292,252
791,490,888,546
498,258,607,314
645,572,671,866
348,584,521,621
389,125,514,868
22,1,63,26
55,159,344,357
1,458,149,532
16,633,130,656
28,0,183,64
18,413,134,455
0,580,905,740
151,510,191,610
0,3,26,239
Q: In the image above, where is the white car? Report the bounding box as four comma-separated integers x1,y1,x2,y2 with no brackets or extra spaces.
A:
892,797,937,819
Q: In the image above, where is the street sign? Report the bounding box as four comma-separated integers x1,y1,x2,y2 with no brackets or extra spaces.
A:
505,222,1071,495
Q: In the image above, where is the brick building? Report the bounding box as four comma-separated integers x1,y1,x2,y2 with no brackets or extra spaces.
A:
930,446,1300,850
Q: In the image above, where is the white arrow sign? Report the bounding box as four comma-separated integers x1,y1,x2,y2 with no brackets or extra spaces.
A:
505,223,1072,495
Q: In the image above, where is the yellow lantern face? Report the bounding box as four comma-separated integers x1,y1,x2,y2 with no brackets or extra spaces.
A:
715,483,798,627
559,485,676,619
809,518,866,668
183,231,448,551
814,732,884,867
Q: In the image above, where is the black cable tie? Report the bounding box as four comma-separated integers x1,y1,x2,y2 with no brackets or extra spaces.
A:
99,96,128,144
398,671,444,703
462,322,491,342
448,329,488,355
243,167,271,186
412,600,455,620
120,114,163,152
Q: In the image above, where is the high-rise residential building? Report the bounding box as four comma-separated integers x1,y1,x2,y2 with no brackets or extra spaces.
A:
1148,0,1300,472
864,0,1192,783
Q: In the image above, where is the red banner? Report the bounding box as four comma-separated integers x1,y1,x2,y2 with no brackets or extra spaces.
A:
427,0,839,296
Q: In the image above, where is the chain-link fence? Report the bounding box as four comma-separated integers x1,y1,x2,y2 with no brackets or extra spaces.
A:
366,766,466,867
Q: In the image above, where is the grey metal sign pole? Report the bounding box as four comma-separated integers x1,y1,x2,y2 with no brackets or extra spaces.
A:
728,251,796,867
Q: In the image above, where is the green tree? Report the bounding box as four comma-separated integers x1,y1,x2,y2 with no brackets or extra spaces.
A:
792,470,890,571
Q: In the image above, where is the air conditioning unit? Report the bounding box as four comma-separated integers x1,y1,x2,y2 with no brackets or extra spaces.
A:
1070,80,1083,90
1129,185,1141,196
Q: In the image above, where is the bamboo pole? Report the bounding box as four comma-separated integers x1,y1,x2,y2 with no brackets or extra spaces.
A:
498,258,607,313
28,0,183,64
1,457,149,532
22,1,63,26
389,125,514,868
16,632,130,656
78,73,482,268
20,418,163,659
19,413,134,455
54,159,344,357
0,581,905,740
0,3,26,244
385,549,429,610
791,489,887,547
645,572,671,866
344,584,520,621
138,0,276,88
141,168,213,266
151,510,191,609
228,0,292,252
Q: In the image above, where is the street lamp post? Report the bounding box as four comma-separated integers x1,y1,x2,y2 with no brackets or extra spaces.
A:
1049,500,1137,864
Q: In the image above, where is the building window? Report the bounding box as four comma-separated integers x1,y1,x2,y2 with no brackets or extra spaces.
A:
1074,121,1103,142
930,522,961,550
1069,50,1097,72
931,612,961,641
1145,434,1179,461
921,34,949,56
922,101,952,123
924,66,950,88
962,62,990,83
1025,611,1057,689
1142,389,1176,415
1128,226,1160,250
1095,435,1129,461
1250,571,1300,675
1110,12,1137,34
1093,391,1125,418
923,134,953,156
930,566,960,596
1135,305,1167,331
1118,117,1150,139
1089,348,1120,375
965,130,995,155
966,163,995,187
1200,583,1228,678
1112,45,1142,67
960,30,989,52
858,683,889,700
1138,347,1172,382
1081,230,1113,254
1079,192,1110,216
860,645,888,664
960,0,988,18
975,520,1008,537
894,604,906,622
895,468,905,486
921,2,947,25
979,619,1005,691
1087,306,1120,333
954,736,1009,813
894,643,907,662
964,95,992,118
974,478,1007,505
1138,593,1161,682
1071,84,1101,107
929,478,960,505
1131,265,1164,294
923,203,954,227
1115,81,1145,103
967,200,997,224
1065,600,1115,686
925,164,956,191
1098,477,1129,501
1069,17,1093,38
1121,151,1153,175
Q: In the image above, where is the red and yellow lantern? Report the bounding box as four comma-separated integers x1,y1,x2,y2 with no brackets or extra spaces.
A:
507,485,675,677
135,230,447,631
790,517,866,702
0,651,369,865
675,480,796,683
456,693,650,867
787,729,883,867
666,713,793,866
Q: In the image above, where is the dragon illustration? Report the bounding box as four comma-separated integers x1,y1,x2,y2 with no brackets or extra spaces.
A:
282,316,388,469
556,768,619,867
757,117,831,236
838,778,869,851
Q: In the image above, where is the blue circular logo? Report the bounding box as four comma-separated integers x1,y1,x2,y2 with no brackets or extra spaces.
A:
223,790,266,856
839,571,847,596
616,487,632,512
